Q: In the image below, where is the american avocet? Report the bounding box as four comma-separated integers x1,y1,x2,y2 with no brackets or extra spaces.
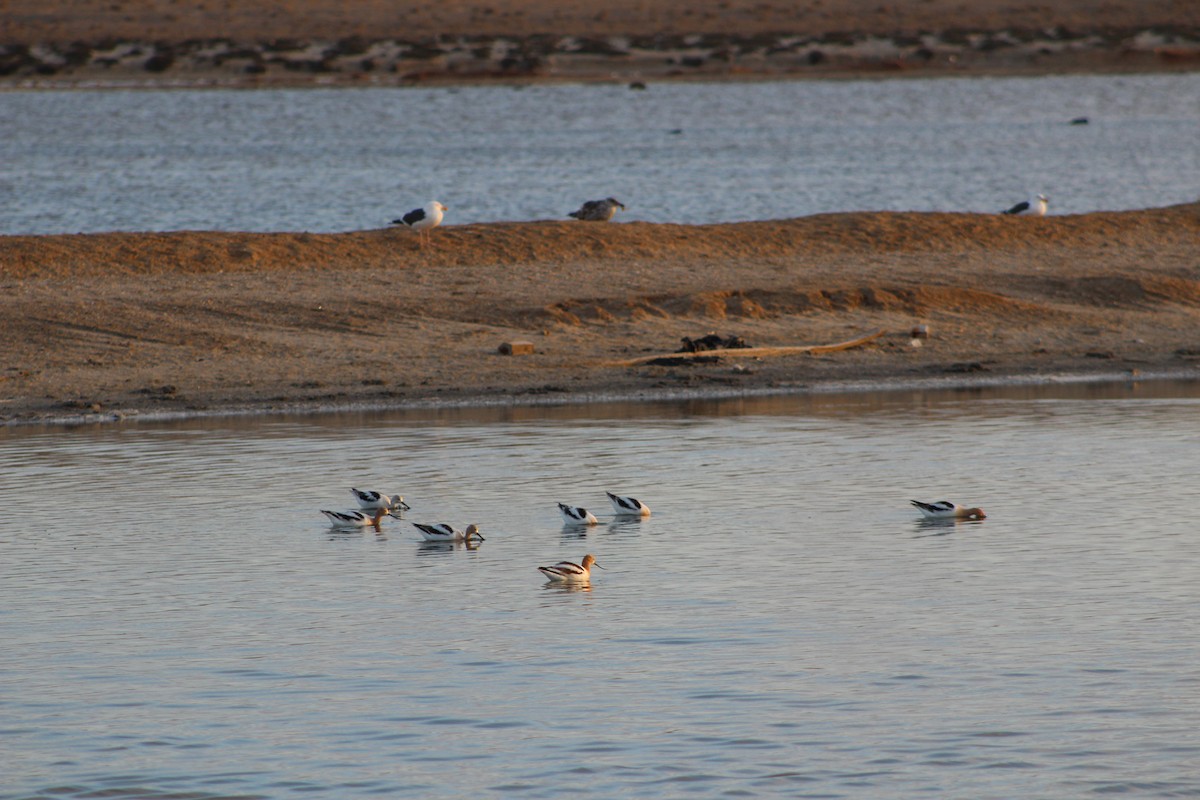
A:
568,197,625,222
910,500,987,520
606,491,651,517
392,201,447,246
538,554,603,583
350,488,411,512
321,508,396,529
1002,193,1048,216
412,522,484,543
557,503,598,525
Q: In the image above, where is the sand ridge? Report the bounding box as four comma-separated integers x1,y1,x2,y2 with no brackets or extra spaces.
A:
3,205,1199,424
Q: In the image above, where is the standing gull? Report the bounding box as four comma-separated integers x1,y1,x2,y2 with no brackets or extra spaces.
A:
1002,194,1048,216
392,200,447,245
568,198,625,222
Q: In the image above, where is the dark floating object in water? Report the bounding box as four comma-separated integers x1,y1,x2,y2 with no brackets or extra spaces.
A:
678,333,750,353
629,81,647,90
1070,116,1090,125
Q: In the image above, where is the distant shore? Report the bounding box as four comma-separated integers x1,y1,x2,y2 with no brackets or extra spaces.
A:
4,206,1200,426
2,28,1198,90
2,0,1198,88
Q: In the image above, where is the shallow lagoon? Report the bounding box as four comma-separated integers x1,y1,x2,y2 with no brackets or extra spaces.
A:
2,380,1199,798
2,72,1198,234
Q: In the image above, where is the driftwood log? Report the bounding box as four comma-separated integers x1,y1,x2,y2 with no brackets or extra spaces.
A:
608,330,886,367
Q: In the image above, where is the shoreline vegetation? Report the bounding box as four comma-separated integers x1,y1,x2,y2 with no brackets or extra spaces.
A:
4,206,1200,426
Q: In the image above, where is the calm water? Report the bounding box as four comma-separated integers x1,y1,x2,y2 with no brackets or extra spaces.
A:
1,72,1198,234
2,381,1199,799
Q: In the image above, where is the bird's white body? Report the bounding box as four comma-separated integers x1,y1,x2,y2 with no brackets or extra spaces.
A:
606,491,651,517
910,500,987,520
412,522,484,542
558,502,598,525
538,554,601,583
393,201,447,245
350,488,410,512
321,508,395,528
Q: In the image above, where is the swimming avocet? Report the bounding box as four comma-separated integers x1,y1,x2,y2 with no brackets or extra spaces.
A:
538,554,603,583
910,500,987,520
557,503,598,525
320,508,396,529
350,488,411,511
606,491,651,517
412,522,484,543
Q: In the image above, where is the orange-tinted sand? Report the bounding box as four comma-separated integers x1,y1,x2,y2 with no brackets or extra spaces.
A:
3,206,1199,423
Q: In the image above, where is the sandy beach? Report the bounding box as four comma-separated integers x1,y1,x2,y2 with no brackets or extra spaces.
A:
3,0,1199,424
3,205,1199,424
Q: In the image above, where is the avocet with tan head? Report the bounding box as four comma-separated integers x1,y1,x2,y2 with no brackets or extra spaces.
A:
350,488,411,512
606,491,651,517
557,502,598,525
412,522,485,543
321,508,397,529
538,554,603,583
910,500,986,520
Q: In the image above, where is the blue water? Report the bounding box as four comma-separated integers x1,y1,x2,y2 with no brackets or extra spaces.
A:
1,72,1197,234
2,382,1199,798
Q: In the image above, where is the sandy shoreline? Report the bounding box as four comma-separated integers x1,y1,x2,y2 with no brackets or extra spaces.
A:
4,1,1199,425
4,206,1200,426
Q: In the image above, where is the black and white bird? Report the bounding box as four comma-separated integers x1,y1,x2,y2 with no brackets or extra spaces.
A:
412,522,484,543
568,197,625,222
606,491,651,517
320,508,397,529
392,200,447,245
350,488,410,512
557,502,598,525
538,554,603,583
1002,193,1048,216
910,500,987,520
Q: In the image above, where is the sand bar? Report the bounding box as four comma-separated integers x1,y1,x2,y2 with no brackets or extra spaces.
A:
4,205,1200,425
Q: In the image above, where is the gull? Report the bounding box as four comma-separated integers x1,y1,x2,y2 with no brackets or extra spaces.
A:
392,200,447,245
412,522,485,543
1002,194,1048,216
538,554,603,583
606,491,651,517
568,197,625,222
558,502,598,525
910,500,987,520
320,508,397,529
350,488,411,512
